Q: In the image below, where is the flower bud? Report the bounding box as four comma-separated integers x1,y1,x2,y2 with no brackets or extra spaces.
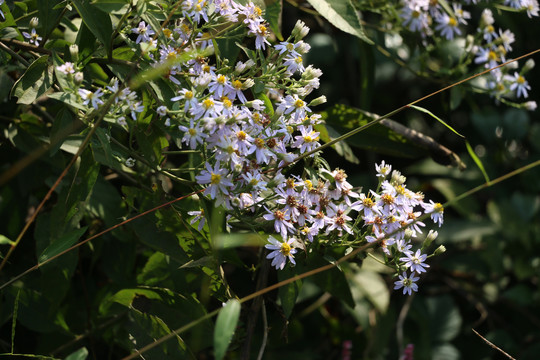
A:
244,59,256,69
242,78,255,89
296,41,311,54
524,101,537,111
308,95,327,107
30,17,40,28
433,245,446,256
404,228,414,241
302,65,323,80
292,20,310,40
422,230,438,250
523,58,535,73
235,61,246,73
69,44,79,62
74,71,84,85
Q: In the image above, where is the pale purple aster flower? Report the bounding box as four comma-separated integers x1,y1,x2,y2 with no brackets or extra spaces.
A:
375,161,392,178
57,62,75,75
292,125,320,154
188,209,206,231
79,88,104,109
131,21,155,44
422,200,444,226
265,236,297,270
394,272,420,295
505,72,531,98
263,207,295,236
178,118,208,149
434,13,461,40
195,162,234,199
23,28,43,46
400,249,430,273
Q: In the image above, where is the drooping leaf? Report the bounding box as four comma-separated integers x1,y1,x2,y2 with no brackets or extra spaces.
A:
214,299,241,360
305,0,372,44
72,0,113,53
466,141,490,183
11,56,54,105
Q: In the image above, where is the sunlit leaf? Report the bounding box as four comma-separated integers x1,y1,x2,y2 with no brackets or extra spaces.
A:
306,0,372,43
11,56,54,105
214,299,241,360
72,0,113,53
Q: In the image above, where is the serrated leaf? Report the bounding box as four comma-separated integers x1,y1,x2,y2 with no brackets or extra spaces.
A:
38,226,88,264
306,0,372,44
72,0,113,53
11,56,54,104
214,299,241,360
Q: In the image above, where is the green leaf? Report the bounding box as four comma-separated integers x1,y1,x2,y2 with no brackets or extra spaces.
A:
305,0,372,44
214,299,241,360
0,234,15,246
320,104,425,158
37,0,64,37
64,347,89,360
214,25,246,65
264,0,283,41
426,295,462,342
11,56,54,104
92,0,131,14
72,0,113,53
410,105,464,138
38,226,88,264
466,141,490,183
48,92,88,111
278,268,302,318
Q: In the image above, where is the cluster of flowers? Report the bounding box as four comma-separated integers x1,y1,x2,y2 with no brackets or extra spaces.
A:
399,0,537,110
265,162,445,296
50,0,445,295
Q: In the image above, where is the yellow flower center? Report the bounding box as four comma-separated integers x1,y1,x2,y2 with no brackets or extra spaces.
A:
211,173,221,184
294,99,305,108
280,242,291,256
448,17,457,27
202,98,214,109
184,90,194,100
188,128,197,136
434,203,444,213
232,80,242,89
217,75,226,84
